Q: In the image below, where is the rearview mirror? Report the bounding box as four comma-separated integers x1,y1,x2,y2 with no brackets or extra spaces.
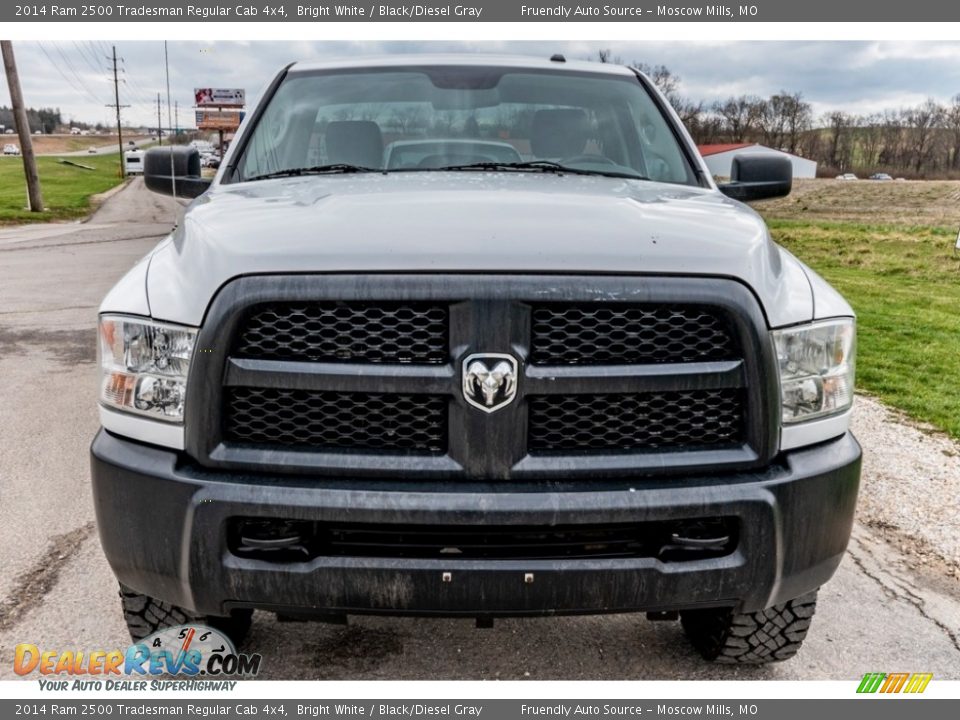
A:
718,155,792,202
144,146,211,199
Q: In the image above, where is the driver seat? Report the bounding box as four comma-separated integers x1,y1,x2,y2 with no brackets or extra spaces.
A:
530,109,589,159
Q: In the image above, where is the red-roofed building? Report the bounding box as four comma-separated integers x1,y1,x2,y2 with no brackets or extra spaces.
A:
697,142,817,179
697,143,754,157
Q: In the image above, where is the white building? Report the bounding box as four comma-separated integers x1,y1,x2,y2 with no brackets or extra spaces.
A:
698,143,818,179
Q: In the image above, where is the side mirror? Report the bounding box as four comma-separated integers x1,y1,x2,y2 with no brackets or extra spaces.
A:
144,146,211,199
718,155,792,202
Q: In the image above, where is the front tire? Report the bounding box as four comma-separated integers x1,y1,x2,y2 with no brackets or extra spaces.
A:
119,584,253,646
680,591,818,664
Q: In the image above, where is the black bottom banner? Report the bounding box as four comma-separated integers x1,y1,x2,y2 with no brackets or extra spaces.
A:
2,699,957,720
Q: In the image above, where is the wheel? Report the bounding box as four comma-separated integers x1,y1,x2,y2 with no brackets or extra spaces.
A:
680,590,818,664
119,584,253,647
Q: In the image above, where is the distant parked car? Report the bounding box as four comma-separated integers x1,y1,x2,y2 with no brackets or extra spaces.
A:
835,173,858,181
88,146,97,154
869,173,893,181
3,143,20,155
128,140,137,147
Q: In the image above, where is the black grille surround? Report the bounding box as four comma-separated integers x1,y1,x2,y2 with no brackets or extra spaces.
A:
186,275,779,481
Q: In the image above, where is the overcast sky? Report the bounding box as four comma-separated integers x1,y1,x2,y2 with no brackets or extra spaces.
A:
6,40,960,127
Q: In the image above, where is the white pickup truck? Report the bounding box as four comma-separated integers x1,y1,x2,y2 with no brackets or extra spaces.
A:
91,55,860,664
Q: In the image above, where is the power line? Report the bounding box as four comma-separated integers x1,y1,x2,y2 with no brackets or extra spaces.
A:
52,41,107,104
34,41,104,108
84,41,105,70
118,57,157,111
73,40,104,77
40,41,107,107
119,73,153,111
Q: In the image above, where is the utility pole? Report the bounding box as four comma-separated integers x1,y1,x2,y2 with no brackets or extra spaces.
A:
1,41,43,212
157,93,162,146
106,45,130,178
174,100,179,138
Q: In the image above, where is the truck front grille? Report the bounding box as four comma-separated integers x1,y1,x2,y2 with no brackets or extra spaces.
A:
190,275,775,479
225,387,448,453
528,389,744,453
530,304,737,365
234,301,448,364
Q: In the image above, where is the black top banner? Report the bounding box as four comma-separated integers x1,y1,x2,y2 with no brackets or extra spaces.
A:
6,0,956,22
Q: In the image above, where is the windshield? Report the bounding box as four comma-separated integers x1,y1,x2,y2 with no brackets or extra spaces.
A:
235,66,699,185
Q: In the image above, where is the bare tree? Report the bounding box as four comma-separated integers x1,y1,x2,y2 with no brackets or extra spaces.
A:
877,110,904,169
598,52,702,132
757,97,785,149
632,63,680,99
714,95,764,142
824,111,856,170
597,48,623,65
781,92,812,154
904,99,944,174
945,95,960,170
588,50,960,176
860,113,884,168
671,97,705,128
390,105,426,136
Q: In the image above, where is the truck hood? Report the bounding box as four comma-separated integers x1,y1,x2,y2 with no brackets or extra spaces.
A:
145,173,813,327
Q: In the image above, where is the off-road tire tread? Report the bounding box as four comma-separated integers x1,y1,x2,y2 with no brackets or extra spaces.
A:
680,591,818,664
119,584,252,646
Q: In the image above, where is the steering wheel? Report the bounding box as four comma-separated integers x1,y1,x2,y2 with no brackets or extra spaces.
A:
559,154,618,167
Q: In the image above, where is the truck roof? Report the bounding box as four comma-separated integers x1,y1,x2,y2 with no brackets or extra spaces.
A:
288,54,638,77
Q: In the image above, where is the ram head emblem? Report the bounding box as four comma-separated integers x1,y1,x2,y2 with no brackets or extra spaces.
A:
462,353,519,413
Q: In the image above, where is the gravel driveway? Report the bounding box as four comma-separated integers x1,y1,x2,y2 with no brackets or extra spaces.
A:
852,396,960,578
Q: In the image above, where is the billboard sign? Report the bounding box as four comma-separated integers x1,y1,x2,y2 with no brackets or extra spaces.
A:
194,88,245,107
195,110,243,131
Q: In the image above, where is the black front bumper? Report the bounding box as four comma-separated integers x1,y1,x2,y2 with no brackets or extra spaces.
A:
91,430,860,618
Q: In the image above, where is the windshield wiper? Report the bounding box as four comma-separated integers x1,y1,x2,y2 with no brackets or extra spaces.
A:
247,164,379,181
434,160,648,180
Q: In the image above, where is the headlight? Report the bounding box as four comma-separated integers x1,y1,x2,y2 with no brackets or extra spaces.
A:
98,315,197,422
772,318,855,424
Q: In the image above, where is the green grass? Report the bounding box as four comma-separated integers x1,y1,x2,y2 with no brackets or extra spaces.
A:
765,217,960,438
0,153,125,225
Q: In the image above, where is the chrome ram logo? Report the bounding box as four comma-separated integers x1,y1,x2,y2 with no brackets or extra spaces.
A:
462,353,519,413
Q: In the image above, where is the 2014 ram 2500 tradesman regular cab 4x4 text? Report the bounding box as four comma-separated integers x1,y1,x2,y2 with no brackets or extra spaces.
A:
91,55,860,665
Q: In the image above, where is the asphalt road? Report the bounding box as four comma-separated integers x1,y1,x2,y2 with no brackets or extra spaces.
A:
0,179,958,680
39,136,155,157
